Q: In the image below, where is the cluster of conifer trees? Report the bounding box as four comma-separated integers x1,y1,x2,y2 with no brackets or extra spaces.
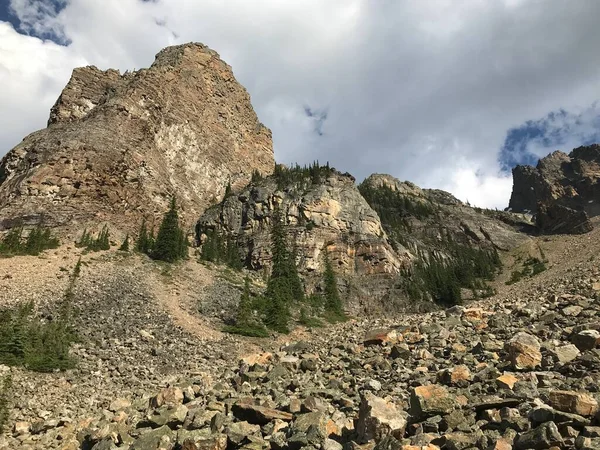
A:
222,207,345,336
269,162,335,190
0,259,80,372
0,225,59,256
359,182,502,305
133,198,188,262
77,225,110,251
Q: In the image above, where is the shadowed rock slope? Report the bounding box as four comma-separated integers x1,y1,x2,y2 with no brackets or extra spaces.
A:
0,43,274,233
508,144,600,234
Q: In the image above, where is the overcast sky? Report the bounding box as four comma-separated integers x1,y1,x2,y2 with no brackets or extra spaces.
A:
1,0,600,208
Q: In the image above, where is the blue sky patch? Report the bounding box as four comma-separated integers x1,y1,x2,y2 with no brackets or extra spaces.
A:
1,0,69,45
499,103,600,171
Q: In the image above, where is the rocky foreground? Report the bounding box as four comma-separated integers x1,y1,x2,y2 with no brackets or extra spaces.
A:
4,251,600,450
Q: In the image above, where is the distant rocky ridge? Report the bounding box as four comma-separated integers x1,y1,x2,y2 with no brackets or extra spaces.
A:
509,145,600,234
0,43,274,233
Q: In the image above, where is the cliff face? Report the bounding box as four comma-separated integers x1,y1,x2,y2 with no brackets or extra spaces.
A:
0,43,274,232
508,145,600,234
197,170,408,277
197,170,530,314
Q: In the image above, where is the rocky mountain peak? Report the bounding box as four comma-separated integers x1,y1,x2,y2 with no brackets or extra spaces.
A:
0,42,274,233
508,144,600,234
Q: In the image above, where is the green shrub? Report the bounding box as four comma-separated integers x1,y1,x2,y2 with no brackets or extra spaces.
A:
200,230,242,270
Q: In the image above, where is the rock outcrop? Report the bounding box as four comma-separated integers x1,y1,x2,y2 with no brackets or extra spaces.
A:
197,169,409,313
508,145,600,234
197,170,530,314
362,173,532,252
0,43,274,233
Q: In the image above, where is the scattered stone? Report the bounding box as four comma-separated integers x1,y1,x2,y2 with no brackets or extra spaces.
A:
357,392,407,442
506,332,542,370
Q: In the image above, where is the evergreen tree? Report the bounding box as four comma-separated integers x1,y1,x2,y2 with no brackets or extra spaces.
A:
263,208,303,333
119,234,130,251
136,220,150,254
152,197,187,262
322,252,345,320
236,276,253,327
224,182,232,198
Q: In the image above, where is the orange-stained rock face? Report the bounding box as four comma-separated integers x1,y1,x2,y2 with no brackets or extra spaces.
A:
547,390,599,417
0,43,274,234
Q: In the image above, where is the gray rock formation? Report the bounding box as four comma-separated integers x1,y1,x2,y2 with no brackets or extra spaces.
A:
0,43,274,233
508,145,600,234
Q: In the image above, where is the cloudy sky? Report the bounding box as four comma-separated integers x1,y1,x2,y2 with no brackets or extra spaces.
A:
1,0,600,208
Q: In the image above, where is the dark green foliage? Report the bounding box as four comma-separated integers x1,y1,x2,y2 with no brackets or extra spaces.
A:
505,256,547,285
272,161,335,191
119,234,130,252
151,197,188,262
322,252,346,321
224,182,233,198
0,261,79,372
358,182,437,226
0,374,11,433
76,225,110,252
262,208,304,333
0,225,59,256
404,244,502,306
136,220,153,254
224,277,269,337
200,230,242,270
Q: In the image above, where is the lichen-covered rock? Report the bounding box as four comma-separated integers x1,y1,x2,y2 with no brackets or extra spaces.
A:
0,43,274,233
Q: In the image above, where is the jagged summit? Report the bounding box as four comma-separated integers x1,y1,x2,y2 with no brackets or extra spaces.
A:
509,144,600,234
0,42,274,233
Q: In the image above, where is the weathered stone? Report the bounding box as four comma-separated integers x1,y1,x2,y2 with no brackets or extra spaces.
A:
108,398,131,412
364,329,399,346
144,404,188,428
357,392,407,442
508,146,600,234
497,374,519,390
514,421,562,449
13,421,30,436
0,43,275,232
225,421,261,446
231,401,293,425
506,332,542,370
547,391,599,416
130,425,174,450
410,385,455,419
571,330,600,351
149,387,184,408
550,344,580,365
